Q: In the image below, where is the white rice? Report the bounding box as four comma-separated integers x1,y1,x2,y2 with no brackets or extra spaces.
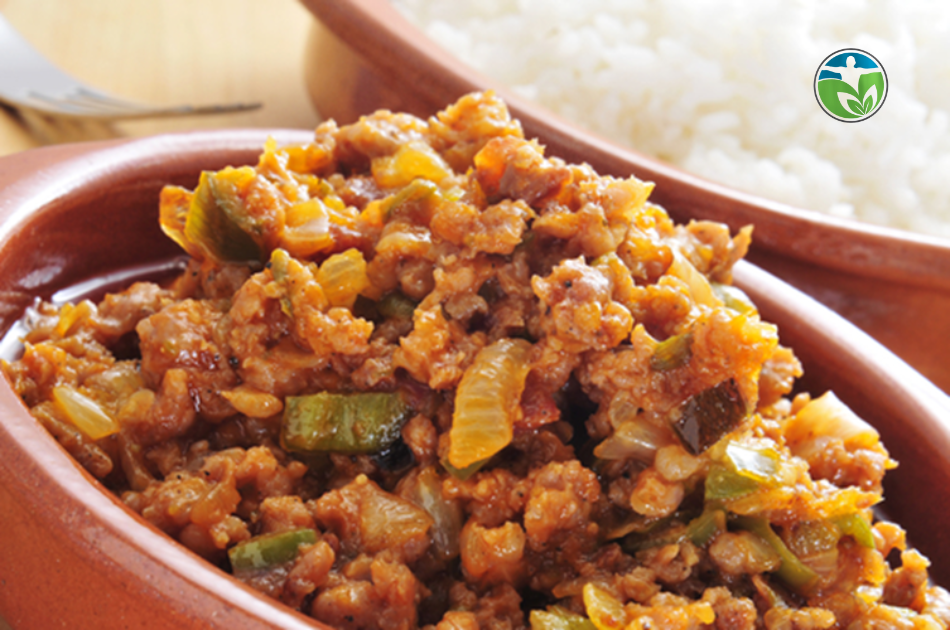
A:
393,0,950,238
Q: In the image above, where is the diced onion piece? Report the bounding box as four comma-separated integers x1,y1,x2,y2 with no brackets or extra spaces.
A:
783,519,841,559
317,248,371,309
740,531,783,572
326,198,360,233
359,199,387,228
834,513,876,549
606,391,639,426
376,226,432,259
372,142,453,189
268,248,329,318
594,418,673,461
269,247,292,282
400,465,463,561
784,391,880,451
54,300,96,338
207,166,260,235
364,178,441,230
688,604,716,626
609,514,665,543
724,441,781,483
52,385,119,440
282,198,333,258
448,338,532,469
782,519,842,580
582,583,628,630
384,178,440,217
322,190,349,213
184,171,261,264
704,465,762,501
802,547,840,580
348,476,435,557
228,528,317,571
86,363,145,400
530,607,597,630
286,198,330,230
158,186,194,256
705,440,785,501
221,384,284,418
279,142,333,175
654,444,702,481
666,250,722,308
650,332,693,371
712,283,757,314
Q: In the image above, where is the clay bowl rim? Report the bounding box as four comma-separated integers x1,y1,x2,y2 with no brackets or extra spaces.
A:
301,0,950,292
0,130,949,626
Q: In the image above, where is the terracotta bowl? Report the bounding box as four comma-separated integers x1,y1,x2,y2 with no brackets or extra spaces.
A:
0,131,323,630
299,0,950,394
1,132,949,627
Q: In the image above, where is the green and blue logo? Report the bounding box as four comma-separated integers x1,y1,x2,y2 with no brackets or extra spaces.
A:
814,49,887,122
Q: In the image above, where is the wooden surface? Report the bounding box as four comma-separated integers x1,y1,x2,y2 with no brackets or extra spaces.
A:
0,0,322,156
0,4,320,627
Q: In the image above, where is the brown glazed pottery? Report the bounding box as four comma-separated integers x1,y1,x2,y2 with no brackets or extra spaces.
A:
0,131,326,630
300,0,950,394
0,133,949,626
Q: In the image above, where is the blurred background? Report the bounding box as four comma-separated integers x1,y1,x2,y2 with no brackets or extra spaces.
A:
0,0,321,156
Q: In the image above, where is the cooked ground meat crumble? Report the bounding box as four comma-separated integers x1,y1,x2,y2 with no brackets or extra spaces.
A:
5,92,949,630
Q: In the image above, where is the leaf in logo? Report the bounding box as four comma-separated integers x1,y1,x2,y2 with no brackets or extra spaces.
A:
861,84,878,114
838,91,865,116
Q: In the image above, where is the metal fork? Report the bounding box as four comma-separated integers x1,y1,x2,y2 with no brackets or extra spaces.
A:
0,13,262,142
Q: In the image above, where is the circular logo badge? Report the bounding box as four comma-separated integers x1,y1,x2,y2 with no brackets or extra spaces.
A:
814,48,888,122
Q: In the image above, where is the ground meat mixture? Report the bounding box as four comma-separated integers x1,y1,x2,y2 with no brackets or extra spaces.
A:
4,92,948,630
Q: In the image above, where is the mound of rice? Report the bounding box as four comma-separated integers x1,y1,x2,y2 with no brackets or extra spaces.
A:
394,0,950,238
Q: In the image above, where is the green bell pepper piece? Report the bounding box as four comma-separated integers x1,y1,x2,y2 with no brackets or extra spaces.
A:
833,513,875,549
733,516,818,593
281,391,410,454
650,332,693,371
228,528,317,571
